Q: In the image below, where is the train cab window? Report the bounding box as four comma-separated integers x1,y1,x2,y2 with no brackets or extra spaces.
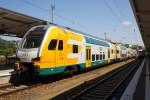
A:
96,54,99,60
22,27,47,48
73,45,78,53
92,54,95,61
58,40,63,50
48,39,57,50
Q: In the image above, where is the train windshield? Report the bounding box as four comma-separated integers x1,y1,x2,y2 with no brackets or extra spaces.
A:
21,27,47,49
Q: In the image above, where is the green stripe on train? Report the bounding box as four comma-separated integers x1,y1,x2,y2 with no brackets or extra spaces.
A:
91,60,108,67
38,63,86,75
38,60,108,75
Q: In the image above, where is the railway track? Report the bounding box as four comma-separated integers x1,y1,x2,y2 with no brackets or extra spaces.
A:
0,84,30,96
0,59,135,99
52,58,143,100
0,83,42,97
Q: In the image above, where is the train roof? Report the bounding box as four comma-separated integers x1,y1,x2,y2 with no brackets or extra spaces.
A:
48,23,111,46
32,24,111,47
42,23,108,42
53,24,111,47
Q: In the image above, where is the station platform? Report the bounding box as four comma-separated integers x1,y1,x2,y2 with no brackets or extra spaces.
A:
0,69,13,77
133,57,150,100
0,69,13,85
120,57,150,100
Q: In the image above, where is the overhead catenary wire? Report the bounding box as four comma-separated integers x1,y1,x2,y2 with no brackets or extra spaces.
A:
112,0,137,45
22,0,50,12
54,13,88,29
113,0,126,20
113,0,137,31
103,0,131,44
22,0,90,32
22,0,69,23
103,0,122,24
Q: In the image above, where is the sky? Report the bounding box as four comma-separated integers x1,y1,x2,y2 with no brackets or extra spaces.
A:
0,0,144,46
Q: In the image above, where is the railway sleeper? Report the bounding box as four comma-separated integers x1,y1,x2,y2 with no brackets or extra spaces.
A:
80,94,105,100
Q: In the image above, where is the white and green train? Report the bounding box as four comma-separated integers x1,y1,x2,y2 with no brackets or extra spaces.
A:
10,24,137,84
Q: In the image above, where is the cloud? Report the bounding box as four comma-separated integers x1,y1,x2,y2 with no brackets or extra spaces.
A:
121,21,132,27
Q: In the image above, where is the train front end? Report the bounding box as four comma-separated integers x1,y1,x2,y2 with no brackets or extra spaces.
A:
10,25,48,84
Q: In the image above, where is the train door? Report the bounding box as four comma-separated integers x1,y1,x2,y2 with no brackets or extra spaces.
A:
108,48,110,63
115,45,117,60
86,46,91,68
47,38,57,67
120,50,122,60
56,35,64,66
126,49,128,59
112,44,116,61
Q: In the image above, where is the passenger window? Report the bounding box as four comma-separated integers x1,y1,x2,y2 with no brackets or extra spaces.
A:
73,45,78,53
48,39,57,50
112,50,113,54
103,53,105,59
92,54,95,61
100,53,102,60
58,40,63,50
117,50,119,54
96,54,99,60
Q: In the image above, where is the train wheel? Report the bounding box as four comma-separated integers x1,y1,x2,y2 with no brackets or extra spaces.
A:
64,66,81,76
64,66,74,76
73,65,81,74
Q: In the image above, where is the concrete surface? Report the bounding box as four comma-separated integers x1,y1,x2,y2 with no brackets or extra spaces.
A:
0,69,13,84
